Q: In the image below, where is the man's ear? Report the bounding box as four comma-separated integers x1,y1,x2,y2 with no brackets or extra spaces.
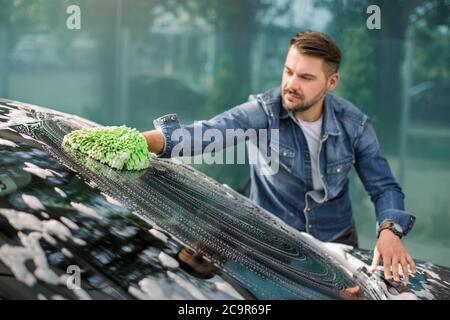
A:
327,73,340,91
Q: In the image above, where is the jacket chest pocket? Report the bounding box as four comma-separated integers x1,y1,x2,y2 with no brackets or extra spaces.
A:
270,140,296,173
325,157,354,189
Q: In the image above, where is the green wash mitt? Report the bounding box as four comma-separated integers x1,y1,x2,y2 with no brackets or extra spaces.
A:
62,126,150,171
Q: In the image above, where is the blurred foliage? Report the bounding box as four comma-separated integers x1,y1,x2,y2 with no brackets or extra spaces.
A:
128,76,207,130
315,0,450,151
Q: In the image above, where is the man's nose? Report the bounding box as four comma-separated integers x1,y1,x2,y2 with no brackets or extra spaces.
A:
286,76,302,93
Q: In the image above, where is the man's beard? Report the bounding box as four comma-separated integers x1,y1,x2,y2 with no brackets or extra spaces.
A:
282,87,327,113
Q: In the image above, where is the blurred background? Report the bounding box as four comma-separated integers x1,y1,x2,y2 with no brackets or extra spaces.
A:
0,0,449,266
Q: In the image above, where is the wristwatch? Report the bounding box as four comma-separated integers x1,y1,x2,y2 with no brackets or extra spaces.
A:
377,220,404,239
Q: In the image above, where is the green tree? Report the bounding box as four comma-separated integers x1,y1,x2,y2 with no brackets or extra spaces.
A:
315,0,449,152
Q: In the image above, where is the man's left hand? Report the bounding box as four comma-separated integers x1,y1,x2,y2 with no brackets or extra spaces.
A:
370,229,416,283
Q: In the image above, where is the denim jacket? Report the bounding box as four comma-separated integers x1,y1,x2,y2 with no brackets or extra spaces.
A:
153,86,416,242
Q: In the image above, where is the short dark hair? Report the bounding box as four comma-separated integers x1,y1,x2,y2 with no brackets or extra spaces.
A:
289,31,342,76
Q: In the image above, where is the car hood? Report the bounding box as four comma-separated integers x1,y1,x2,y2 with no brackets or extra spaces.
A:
0,99,449,300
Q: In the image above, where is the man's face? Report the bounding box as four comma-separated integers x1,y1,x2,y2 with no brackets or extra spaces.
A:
281,47,337,113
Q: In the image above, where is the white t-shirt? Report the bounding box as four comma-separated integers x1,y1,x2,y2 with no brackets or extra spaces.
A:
298,116,324,191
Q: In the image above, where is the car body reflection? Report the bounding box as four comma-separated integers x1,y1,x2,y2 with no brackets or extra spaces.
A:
0,99,449,300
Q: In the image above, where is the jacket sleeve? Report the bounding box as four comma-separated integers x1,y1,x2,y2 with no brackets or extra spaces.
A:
153,99,269,159
353,118,416,236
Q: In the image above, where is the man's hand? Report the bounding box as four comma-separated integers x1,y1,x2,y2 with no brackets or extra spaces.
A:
140,129,164,154
370,229,416,283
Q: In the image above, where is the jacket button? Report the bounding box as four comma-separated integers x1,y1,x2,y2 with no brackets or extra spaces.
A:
305,208,311,212
282,152,288,157
336,168,341,173
309,224,313,229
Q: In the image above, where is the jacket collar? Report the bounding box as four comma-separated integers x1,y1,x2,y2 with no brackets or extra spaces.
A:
262,87,341,136
322,93,341,136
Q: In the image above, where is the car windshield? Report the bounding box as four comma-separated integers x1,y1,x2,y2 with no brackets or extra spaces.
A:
0,101,379,300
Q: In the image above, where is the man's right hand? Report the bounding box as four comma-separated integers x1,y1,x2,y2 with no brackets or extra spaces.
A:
140,129,165,155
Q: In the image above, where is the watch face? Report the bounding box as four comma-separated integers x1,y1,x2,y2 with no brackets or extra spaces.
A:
377,221,404,238
393,223,403,234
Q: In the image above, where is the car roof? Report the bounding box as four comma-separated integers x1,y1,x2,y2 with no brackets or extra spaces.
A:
1,100,449,300
0,101,246,300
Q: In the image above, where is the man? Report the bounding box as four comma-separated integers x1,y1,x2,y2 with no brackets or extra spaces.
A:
141,31,417,283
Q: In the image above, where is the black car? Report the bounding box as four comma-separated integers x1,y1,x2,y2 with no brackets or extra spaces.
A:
1,99,449,300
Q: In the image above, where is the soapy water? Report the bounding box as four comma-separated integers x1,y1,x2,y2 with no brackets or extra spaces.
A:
4,101,449,300
0,103,375,300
